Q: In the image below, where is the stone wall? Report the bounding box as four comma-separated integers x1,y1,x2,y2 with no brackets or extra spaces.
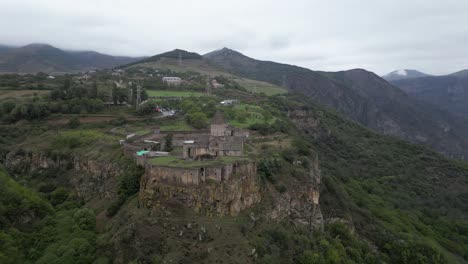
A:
139,161,261,216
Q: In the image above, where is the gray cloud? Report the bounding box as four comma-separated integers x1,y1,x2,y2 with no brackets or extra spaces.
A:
1,0,467,75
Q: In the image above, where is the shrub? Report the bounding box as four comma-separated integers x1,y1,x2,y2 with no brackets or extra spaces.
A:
73,208,96,231
50,187,69,206
67,117,80,128
258,158,281,183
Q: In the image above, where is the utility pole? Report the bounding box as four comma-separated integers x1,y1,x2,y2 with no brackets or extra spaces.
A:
136,82,142,106
128,82,133,106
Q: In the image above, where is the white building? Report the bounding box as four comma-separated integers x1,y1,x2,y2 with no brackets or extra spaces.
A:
162,77,182,86
220,99,239,106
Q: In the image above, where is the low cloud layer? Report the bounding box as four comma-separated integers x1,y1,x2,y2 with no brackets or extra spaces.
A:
1,0,467,75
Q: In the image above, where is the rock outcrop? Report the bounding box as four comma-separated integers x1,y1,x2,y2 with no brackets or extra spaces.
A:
4,150,121,201
139,161,261,216
268,157,323,229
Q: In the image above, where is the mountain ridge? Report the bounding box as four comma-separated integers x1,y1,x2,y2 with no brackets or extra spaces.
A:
203,48,468,160
391,70,468,119
0,43,142,73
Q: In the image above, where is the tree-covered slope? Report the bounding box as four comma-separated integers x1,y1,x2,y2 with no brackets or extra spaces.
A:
279,94,468,263
0,166,98,263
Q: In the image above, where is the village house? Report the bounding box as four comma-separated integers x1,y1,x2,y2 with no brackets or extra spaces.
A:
211,79,224,88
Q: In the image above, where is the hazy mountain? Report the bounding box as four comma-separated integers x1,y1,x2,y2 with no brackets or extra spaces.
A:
391,70,468,118
0,43,141,73
449,69,468,78
382,69,431,81
204,48,468,160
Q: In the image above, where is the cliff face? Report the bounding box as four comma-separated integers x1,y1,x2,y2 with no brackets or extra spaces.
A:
139,161,261,216
139,149,323,228
268,158,323,229
4,150,121,201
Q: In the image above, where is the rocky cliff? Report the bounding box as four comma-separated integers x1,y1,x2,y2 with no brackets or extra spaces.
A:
139,161,261,216
139,151,323,228
268,157,323,229
4,150,121,201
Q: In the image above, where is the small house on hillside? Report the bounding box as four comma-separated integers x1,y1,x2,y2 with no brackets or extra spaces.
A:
211,79,224,88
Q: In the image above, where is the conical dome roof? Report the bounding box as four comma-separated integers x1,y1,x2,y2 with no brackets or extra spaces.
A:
211,111,226,125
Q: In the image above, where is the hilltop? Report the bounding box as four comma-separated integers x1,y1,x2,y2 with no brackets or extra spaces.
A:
382,69,431,81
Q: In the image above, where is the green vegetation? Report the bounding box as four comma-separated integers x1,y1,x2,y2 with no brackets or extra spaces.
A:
0,167,98,263
235,78,287,96
1,57,467,263
146,90,204,97
185,112,208,129
52,130,114,150
149,156,248,168
250,222,380,264
164,133,173,152
0,90,50,101
159,119,193,131
280,95,468,263
107,161,144,217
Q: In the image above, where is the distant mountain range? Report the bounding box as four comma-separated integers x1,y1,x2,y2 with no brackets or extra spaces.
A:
0,43,142,73
382,69,431,81
201,48,468,160
389,69,468,119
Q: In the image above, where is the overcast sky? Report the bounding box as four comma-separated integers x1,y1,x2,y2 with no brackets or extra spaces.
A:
1,0,467,75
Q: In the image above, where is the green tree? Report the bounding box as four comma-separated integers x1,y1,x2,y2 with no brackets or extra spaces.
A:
90,81,98,99
164,133,173,152
186,112,208,129
50,187,69,206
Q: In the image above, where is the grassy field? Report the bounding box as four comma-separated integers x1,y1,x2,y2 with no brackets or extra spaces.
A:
159,119,194,131
0,89,50,101
149,155,249,168
147,90,205,97
235,78,287,96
